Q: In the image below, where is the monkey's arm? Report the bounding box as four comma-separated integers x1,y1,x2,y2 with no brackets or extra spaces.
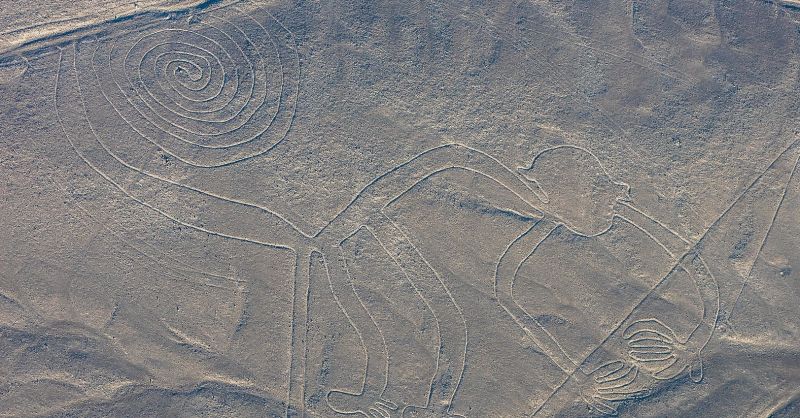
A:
493,218,578,374
321,143,546,237
615,203,719,352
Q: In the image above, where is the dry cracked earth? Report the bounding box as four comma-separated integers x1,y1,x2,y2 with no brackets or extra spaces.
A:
1,0,799,417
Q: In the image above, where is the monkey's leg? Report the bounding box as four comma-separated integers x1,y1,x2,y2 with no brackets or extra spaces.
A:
367,213,466,417
322,245,399,417
287,247,313,417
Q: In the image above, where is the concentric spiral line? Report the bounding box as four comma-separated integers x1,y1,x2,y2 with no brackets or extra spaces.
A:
68,3,299,170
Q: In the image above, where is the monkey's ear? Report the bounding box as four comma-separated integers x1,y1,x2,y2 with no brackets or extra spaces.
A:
517,166,549,204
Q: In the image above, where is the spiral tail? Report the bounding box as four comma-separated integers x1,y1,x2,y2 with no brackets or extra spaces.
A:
69,2,299,170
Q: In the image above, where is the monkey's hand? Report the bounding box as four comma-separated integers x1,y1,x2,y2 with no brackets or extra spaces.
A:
573,360,650,416
623,318,703,383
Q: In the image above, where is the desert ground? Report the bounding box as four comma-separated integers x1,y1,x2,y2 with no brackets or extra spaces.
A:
1,0,799,417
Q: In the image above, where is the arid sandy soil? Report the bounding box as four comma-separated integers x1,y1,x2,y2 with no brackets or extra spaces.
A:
1,0,799,417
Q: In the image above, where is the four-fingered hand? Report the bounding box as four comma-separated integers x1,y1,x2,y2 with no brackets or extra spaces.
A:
623,318,703,383
574,361,650,416
327,389,399,418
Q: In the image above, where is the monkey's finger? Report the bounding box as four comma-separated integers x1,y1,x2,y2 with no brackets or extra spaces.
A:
376,400,398,411
628,337,672,349
598,367,638,390
369,407,389,418
623,319,675,343
624,330,674,345
592,361,626,382
628,344,672,353
689,356,703,383
629,351,674,363
597,388,651,402
588,396,618,416
597,365,636,385
653,357,688,380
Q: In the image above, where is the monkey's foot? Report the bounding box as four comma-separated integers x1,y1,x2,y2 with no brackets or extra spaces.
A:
402,405,464,418
327,389,399,417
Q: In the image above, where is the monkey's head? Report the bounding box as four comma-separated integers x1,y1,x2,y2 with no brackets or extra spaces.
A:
518,145,629,236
